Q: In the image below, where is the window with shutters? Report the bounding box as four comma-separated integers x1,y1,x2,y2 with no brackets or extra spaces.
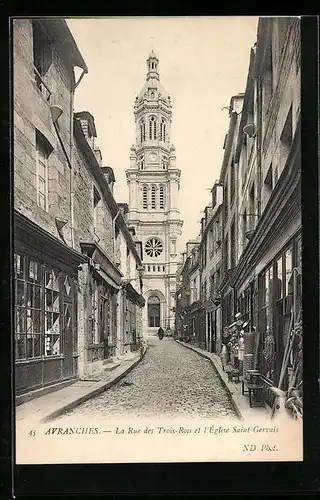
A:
142,185,148,209
159,185,165,209
151,185,156,209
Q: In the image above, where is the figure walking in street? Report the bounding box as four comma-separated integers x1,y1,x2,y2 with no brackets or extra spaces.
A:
158,326,164,340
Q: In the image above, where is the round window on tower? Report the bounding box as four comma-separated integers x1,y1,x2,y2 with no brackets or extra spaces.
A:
145,238,163,258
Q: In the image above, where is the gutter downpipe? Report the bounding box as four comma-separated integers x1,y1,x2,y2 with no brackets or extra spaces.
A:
112,209,121,257
69,67,87,249
256,72,263,219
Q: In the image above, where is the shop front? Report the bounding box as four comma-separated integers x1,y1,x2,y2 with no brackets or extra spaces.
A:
79,241,122,376
122,281,145,354
14,212,86,396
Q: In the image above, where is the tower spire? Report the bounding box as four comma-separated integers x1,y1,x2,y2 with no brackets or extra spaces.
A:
146,48,159,81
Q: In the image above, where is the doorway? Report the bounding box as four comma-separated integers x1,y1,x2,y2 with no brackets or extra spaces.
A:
148,295,160,327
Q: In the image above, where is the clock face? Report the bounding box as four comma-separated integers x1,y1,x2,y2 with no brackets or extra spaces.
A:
149,153,157,162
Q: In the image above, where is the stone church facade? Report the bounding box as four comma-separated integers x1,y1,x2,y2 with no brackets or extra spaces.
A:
126,51,183,334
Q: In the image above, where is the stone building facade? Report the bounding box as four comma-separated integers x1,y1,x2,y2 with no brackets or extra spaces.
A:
174,17,301,411
13,19,144,397
126,51,183,334
199,182,224,354
229,17,301,391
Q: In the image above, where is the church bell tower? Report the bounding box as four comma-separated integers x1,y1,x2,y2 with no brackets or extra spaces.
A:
126,51,183,334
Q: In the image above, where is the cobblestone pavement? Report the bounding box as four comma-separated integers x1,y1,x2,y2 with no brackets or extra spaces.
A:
60,337,238,420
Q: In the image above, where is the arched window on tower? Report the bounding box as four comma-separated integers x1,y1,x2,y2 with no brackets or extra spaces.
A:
153,119,157,139
163,123,167,143
151,185,156,209
139,156,144,170
149,116,157,140
160,118,166,141
140,120,145,143
143,185,148,209
159,185,165,209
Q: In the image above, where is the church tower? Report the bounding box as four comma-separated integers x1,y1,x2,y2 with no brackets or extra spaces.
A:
126,51,183,334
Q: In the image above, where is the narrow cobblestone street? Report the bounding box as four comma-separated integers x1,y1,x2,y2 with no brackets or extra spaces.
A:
59,337,238,420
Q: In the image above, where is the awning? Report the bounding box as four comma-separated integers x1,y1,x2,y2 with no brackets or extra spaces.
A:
95,268,120,290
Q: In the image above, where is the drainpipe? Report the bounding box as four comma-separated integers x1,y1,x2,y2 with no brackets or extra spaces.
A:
256,74,263,218
112,209,121,257
70,68,87,249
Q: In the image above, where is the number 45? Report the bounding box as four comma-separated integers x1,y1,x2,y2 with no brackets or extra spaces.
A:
28,429,36,437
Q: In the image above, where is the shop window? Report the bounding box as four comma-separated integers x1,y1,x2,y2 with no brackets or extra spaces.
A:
284,246,293,297
89,281,99,345
44,268,61,356
261,266,273,333
14,254,75,361
275,256,284,300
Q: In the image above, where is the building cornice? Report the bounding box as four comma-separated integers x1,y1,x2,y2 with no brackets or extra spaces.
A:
14,210,88,267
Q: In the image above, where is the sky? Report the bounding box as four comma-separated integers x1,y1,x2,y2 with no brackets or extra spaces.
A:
67,16,259,254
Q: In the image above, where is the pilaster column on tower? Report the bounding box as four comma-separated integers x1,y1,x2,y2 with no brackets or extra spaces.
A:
169,178,179,210
130,145,137,168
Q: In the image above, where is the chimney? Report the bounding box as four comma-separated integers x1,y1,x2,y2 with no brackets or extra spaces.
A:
118,203,129,223
101,166,116,194
94,146,102,166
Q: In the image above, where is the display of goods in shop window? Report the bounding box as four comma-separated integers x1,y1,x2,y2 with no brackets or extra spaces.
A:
243,353,253,373
243,331,255,354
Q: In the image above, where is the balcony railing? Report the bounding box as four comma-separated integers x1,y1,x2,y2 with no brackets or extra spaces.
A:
34,66,51,102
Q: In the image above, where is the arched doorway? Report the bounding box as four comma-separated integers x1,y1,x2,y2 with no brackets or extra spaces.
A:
148,295,160,327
